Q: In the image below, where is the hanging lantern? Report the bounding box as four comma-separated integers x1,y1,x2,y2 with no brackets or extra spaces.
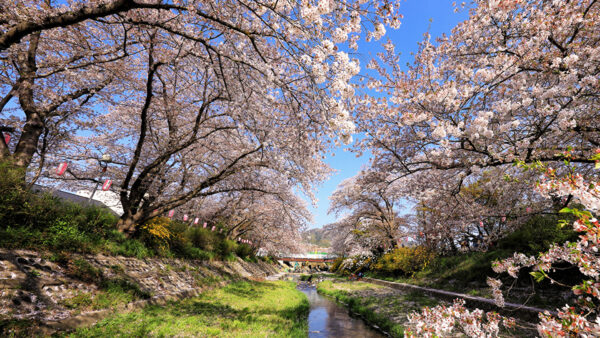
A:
211,226,216,231
56,162,68,176
101,179,112,191
168,210,175,218
194,218,199,225
203,222,207,228
183,214,188,221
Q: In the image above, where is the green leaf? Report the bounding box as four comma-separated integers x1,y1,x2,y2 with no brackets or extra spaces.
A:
559,207,572,214
530,271,545,283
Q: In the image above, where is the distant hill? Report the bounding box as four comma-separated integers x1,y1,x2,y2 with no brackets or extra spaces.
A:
301,227,332,248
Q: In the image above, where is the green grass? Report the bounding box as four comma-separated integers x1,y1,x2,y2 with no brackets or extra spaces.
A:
0,319,42,337
317,280,405,337
366,249,515,292
323,280,383,292
66,281,309,337
61,277,151,312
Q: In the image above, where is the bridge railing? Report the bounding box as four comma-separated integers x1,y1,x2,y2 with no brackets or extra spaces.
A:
278,253,338,260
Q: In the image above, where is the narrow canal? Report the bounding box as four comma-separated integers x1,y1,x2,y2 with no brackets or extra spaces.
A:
297,284,384,338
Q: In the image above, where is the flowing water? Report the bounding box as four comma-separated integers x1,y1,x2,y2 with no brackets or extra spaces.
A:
297,284,385,338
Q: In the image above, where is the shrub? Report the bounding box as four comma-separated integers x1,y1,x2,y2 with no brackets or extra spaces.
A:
180,246,214,261
372,246,435,277
43,221,90,252
259,255,276,264
67,204,118,236
186,227,218,252
0,161,30,225
140,217,171,244
223,252,237,261
0,226,41,249
217,239,237,257
496,214,578,255
235,243,253,258
117,239,153,259
330,257,344,273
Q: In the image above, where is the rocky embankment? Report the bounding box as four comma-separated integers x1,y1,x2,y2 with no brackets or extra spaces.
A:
0,249,280,333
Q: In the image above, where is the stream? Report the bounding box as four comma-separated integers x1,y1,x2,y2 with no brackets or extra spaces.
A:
297,284,384,338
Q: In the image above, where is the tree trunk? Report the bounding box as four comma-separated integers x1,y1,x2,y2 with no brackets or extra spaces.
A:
116,213,141,237
13,113,44,169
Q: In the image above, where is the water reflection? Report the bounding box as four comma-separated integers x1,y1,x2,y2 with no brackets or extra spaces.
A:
298,284,384,338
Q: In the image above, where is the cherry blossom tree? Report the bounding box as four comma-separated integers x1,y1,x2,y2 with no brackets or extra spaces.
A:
0,21,126,173
353,0,599,251
407,150,600,337
193,183,312,253
324,215,376,256
328,169,410,251
1,0,401,176
409,166,551,253
359,0,599,177
2,0,404,237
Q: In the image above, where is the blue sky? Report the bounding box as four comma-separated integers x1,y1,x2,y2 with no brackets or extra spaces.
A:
307,0,469,229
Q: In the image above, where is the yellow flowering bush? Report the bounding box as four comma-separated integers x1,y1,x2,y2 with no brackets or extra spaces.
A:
372,246,435,277
141,217,172,240
141,217,172,253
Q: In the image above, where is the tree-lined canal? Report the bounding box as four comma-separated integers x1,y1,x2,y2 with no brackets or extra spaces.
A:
297,284,384,338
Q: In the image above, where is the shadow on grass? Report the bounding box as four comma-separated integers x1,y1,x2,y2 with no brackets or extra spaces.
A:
0,318,43,337
170,299,243,320
223,280,278,298
69,281,308,337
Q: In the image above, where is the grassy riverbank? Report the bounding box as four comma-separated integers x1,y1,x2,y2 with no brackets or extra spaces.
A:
66,280,308,337
317,280,440,338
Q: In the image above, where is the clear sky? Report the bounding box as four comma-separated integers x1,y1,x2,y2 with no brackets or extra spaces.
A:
307,0,469,229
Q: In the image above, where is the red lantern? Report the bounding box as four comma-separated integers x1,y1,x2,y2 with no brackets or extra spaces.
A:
101,179,112,191
211,226,216,231
183,214,188,221
168,210,175,218
194,218,199,225
56,162,68,176
3,133,10,145
203,222,207,228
